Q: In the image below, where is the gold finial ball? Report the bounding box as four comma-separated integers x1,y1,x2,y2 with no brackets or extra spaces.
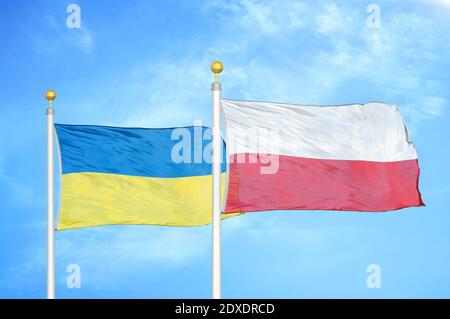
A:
45,90,57,101
211,61,223,74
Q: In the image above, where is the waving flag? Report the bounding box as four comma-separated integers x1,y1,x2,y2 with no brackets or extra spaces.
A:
55,124,230,230
222,100,424,214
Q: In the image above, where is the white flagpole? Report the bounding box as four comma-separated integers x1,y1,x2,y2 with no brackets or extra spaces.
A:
45,90,56,299
211,61,223,299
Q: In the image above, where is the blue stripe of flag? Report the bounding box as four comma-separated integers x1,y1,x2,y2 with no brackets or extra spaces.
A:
55,124,226,178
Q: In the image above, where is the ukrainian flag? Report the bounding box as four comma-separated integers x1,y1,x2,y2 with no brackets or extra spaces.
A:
55,124,230,230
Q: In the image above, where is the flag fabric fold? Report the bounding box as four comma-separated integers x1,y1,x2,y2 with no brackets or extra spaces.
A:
221,99,424,214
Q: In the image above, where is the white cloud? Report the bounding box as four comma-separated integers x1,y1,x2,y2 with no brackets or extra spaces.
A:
52,216,248,288
217,3,444,105
82,1,447,131
418,0,450,8
424,97,447,117
33,14,94,56
403,96,447,126
57,227,209,268
75,27,94,53
315,3,352,35
117,58,213,128
205,0,306,36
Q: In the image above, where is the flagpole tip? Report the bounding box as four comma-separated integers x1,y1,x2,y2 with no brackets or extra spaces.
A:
45,90,56,108
45,90,56,101
211,61,223,82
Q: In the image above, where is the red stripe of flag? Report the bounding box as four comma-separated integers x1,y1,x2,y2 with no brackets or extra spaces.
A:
225,154,424,213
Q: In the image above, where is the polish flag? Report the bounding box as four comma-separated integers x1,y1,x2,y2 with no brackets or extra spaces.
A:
222,99,424,214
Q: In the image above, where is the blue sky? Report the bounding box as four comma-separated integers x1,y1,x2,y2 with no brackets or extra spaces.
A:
1,0,450,298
